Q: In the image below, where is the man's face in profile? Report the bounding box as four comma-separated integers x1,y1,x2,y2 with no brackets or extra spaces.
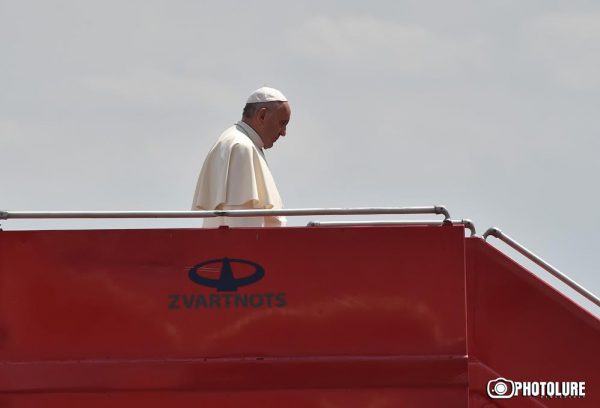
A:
260,102,291,149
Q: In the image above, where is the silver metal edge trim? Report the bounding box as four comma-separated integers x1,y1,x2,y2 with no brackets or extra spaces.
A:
307,220,444,227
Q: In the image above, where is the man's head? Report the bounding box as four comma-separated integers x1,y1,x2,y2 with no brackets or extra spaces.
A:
242,87,291,149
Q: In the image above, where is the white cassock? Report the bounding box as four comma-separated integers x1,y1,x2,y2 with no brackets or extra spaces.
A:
191,121,286,228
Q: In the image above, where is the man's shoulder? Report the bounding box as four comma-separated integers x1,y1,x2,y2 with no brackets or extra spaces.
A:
217,125,253,146
212,125,255,154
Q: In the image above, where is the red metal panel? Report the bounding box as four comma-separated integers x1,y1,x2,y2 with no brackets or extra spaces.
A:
466,237,600,407
0,225,467,398
0,388,468,408
0,355,467,392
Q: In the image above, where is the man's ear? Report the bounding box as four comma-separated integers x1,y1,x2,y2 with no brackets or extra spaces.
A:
258,107,267,122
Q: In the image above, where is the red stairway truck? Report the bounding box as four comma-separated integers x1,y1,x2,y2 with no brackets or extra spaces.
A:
0,207,598,407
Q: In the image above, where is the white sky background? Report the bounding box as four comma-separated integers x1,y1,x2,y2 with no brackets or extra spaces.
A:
1,1,599,314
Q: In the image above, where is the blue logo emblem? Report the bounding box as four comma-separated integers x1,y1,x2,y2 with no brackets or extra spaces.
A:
188,257,265,292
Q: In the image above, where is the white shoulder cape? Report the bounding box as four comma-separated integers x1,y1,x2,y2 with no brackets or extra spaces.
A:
191,125,285,227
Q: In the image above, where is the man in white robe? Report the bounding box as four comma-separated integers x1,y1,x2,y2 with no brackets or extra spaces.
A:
191,87,291,227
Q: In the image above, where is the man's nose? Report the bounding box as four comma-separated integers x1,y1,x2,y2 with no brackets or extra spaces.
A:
280,127,287,136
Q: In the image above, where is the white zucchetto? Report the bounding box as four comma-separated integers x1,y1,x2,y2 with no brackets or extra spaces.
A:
246,87,288,104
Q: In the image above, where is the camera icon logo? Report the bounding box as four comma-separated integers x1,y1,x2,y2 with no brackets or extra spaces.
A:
487,377,515,399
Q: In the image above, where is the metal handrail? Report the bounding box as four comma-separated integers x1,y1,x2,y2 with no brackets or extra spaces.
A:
307,218,476,236
0,206,450,221
483,227,600,308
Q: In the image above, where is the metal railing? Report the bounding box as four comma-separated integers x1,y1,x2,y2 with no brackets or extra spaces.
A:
0,206,450,222
0,206,481,237
307,219,476,236
484,227,600,308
